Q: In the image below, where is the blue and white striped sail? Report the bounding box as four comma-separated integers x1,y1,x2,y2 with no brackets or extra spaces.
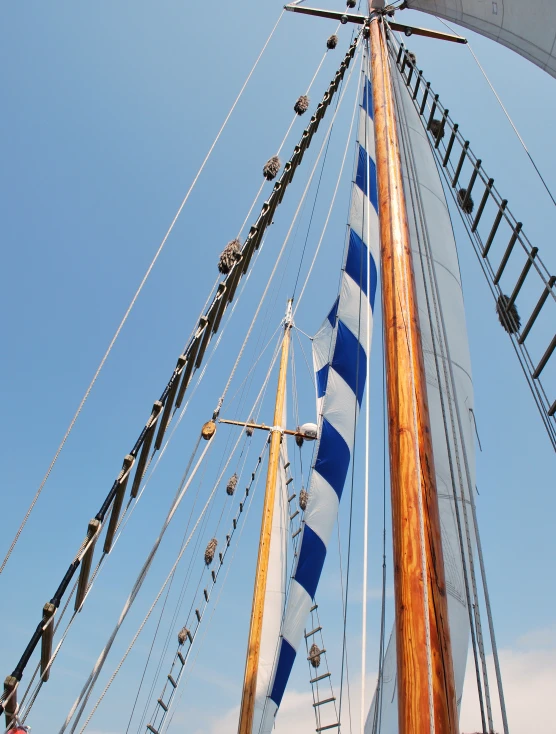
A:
253,57,380,733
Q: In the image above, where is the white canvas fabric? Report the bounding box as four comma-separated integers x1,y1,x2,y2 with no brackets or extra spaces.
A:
405,0,556,78
365,45,477,734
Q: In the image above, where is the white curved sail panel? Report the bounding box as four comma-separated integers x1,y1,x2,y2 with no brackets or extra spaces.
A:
405,0,556,78
252,441,290,733
365,50,477,733
257,56,380,732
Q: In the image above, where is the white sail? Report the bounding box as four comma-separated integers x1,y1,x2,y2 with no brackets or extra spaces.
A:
404,0,556,79
256,58,380,731
252,440,290,733
365,46,477,733
251,390,291,734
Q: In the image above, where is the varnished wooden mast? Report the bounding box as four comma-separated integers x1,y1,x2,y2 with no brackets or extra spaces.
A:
237,300,292,734
368,8,458,734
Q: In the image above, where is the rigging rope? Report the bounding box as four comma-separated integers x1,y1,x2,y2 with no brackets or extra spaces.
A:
0,11,286,577
58,438,213,733
67,334,283,733
436,16,556,211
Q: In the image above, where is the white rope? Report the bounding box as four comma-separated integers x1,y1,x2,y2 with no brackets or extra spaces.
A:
436,15,556,209
0,10,285,577
74,329,283,733
219,48,361,405
293,46,362,317
58,439,212,734
361,43,372,734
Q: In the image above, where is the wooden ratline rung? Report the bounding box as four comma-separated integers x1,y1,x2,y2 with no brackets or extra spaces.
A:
203,588,209,602
304,626,322,638
158,697,169,711
131,401,163,497
443,123,458,165
211,570,216,582
286,477,294,485
519,275,556,344
4,675,17,728
75,518,101,612
396,42,404,64
419,81,431,115
316,723,340,731
168,674,177,688
288,492,296,502
155,355,186,451
452,141,469,187
494,223,523,284
472,178,494,232
40,602,56,682
532,333,556,380
292,527,302,539
307,647,325,660
177,651,185,665
462,159,481,208
548,399,556,417
482,199,508,258
426,94,439,130
507,247,538,308
195,316,212,369
195,609,201,622
309,603,318,612
413,69,423,100
310,672,331,684
313,696,336,708
290,510,300,521
211,283,229,335
147,725,159,734
104,454,134,554
434,108,448,149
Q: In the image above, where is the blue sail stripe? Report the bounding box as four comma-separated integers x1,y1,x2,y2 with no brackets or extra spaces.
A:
345,228,368,296
269,638,296,707
293,524,327,599
313,417,351,500
362,76,373,119
355,144,378,211
331,321,367,407
262,61,379,732
316,363,330,399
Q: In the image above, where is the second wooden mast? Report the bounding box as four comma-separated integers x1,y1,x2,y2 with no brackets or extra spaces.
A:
237,301,292,734
368,5,458,734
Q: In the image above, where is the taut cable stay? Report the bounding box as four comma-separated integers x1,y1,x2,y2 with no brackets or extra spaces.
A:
0,10,287,579
1,37,362,725
389,32,556,450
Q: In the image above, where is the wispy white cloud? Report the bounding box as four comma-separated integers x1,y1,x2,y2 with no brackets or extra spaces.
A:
194,626,556,734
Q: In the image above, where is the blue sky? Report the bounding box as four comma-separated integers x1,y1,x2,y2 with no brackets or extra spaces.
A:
1,2,555,733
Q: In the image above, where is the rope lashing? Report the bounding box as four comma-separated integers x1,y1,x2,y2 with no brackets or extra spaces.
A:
177,626,190,646
327,34,338,50
226,473,238,496
299,488,308,511
294,95,310,116
0,36,363,708
346,0,356,7
458,188,475,214
204,539,218,566
218,239,241,274
263,156,281,181
245,419,254,437
308,643,321,668
295,426,304,448
429,119,445,140
496,294,521,333
407,51,417,65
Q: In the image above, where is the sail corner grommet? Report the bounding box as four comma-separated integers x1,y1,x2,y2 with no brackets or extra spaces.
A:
201,420,217,441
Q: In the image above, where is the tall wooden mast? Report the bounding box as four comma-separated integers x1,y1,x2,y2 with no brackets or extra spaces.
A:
368,5,458,733
237,300,292,734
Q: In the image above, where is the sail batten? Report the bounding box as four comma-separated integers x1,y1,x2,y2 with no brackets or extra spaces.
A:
255,59,380,731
